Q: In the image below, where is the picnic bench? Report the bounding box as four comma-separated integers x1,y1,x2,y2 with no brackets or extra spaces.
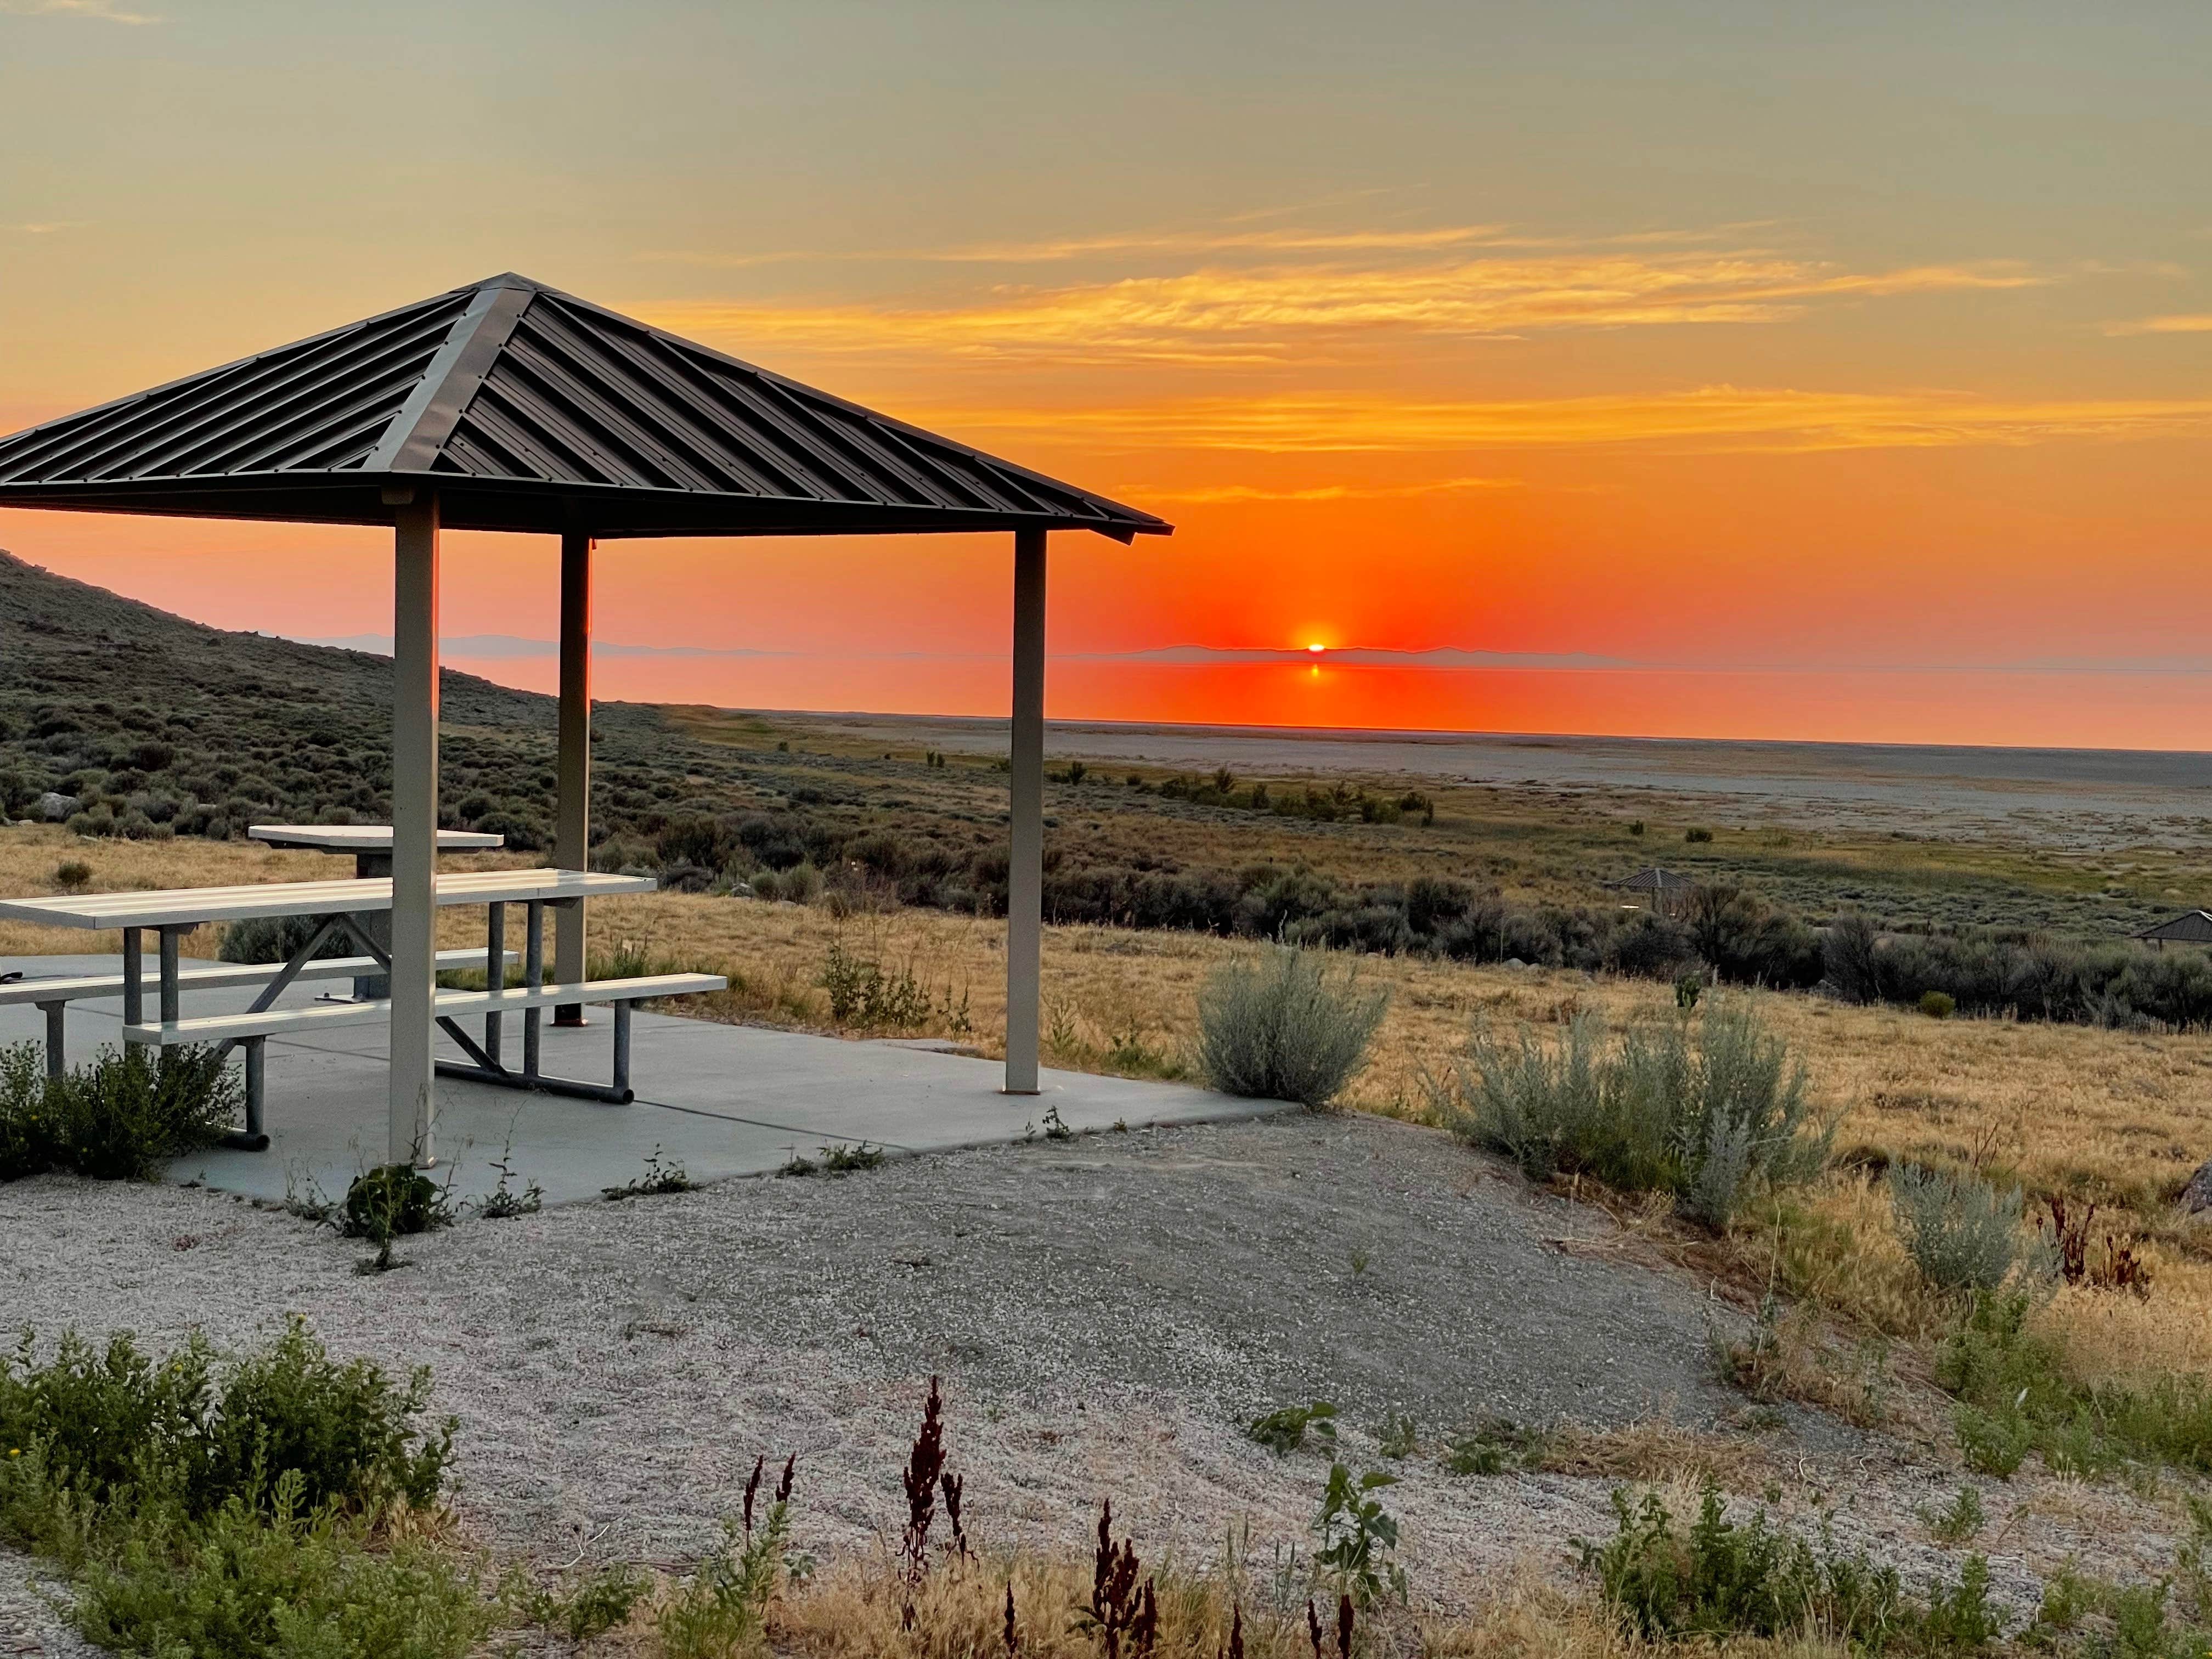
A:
0,868,725,1150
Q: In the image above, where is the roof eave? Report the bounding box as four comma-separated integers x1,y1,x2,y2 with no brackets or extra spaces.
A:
0,475,1171,541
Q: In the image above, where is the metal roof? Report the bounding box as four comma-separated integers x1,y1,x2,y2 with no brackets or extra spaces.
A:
0,273,1171,543
1615,866,1695,891
2136,911,2212,944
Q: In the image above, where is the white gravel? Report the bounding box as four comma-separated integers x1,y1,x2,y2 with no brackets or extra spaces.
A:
0,1113,2192,1633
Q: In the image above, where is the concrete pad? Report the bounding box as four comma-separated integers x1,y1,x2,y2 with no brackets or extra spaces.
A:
0,953,1280,1207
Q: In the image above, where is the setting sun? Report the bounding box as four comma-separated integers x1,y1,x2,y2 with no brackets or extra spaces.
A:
1307,642,1327,654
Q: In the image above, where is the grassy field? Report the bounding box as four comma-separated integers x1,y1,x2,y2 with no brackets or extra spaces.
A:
5,821,2210,1408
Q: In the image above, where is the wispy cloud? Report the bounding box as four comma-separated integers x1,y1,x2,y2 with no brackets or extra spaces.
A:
646,255,2044,368
0,0,161,21
2103,313,2212,336
923,387,2212,455
1116,476,1520,503
4,221,82,234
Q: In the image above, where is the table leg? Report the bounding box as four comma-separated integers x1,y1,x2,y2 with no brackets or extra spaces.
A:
159,927,181,1026
355,851,393,1000
121,929,143,1048
243,1036,265,1139
613,1000,632,1096
523,900,544,1079
483,901,505,1067
39,1002,64,1078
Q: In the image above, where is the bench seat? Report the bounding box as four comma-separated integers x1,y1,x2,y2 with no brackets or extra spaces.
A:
120,973,725,1046
0,947,515,1008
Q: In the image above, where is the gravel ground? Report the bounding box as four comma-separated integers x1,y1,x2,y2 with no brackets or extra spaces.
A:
0,1112,2193,1639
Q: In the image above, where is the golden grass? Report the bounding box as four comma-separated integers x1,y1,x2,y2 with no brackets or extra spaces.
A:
647,1545,1848,1659
8,824,2212,1398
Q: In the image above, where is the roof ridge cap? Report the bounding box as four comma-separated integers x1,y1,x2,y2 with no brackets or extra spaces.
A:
363,282,537,475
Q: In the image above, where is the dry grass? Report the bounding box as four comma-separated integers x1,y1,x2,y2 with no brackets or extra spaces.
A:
8,824,2212,1404
641,1546,1846,1659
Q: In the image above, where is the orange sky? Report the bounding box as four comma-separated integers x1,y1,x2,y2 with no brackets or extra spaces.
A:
4,1,2211,748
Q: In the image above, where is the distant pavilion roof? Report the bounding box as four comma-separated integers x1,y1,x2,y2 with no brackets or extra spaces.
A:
1615,866,1695,893
0,273,1171,542
2136,911,2212,945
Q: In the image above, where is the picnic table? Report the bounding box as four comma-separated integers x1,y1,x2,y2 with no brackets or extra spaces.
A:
249,823,505,997
0,868,723,1150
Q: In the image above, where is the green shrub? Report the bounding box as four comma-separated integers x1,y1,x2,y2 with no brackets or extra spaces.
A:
0,1321,471,1658
1197,947,1386,1109
1312,1462,1407,1608
1920,990,1956,1019
1578,1481,1910,1644
1890,1165,2030,1295
342,1164,451,1243
1578,1480,2003,1651
73,1474,490,1659
1432,1004,1828,1228
1246,1400,1338,1457
0,1042,237,1183
219,913,354,964
1955,1405,2032,1478
0,1317,452,1525
657,1465,799,1658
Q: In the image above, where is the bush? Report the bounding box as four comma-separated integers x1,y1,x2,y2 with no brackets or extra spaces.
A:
342,1164,451,1243
1921,990,1956,1019
74,1482,492,1659
1197,947,1386,1109
0,1318,452,1524
219,912,354,964
0,1042,238,1183
1578,1481,1914,1645
1432,1004,1828,1227
1891,1165,2029,1295
0,1318,474,1659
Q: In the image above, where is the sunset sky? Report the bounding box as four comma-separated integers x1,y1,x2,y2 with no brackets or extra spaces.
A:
5,1,2212,748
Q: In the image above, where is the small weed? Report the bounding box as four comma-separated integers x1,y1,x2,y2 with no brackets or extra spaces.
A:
1312,1462,1407,1608
475,1142,543,1220
1377,1412,1417,1459
658,1455,799,1657
819,940,932,1030
523,1561,647,1641
1922,1485,1988,1544
1444,1434,1508,1476
1040,1104,1073,1142
1077,1497,1159,1656
601,1147,693,1202
785,1140,885,1177
1347,1246,1371,1278
1248,1401,1338,1457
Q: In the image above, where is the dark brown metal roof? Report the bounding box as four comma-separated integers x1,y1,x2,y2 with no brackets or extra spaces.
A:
1615,866,1694,891
2136,911,2212,944
0,273,1171,542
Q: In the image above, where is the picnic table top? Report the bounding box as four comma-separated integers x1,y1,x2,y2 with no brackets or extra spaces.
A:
0,868,654,930
249,824,505,851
